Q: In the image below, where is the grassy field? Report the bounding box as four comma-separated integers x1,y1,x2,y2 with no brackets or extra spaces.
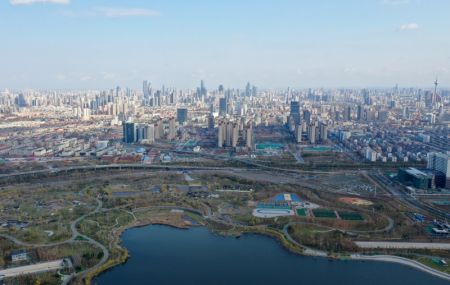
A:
416,256,450,274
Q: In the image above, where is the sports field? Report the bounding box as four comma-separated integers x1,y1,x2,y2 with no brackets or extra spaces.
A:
252,208,295,218
312,209,337,218
303,146,331,152
338,211,364,221
296,208,307,217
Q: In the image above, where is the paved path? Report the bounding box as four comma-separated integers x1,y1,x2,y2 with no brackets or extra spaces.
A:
70,199,109,281
0,199,104,248
282,223,328,257
355,241,450,250
0,259,65,277
351,254,450,281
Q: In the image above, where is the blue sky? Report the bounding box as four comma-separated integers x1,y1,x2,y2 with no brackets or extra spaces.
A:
1,0,449,89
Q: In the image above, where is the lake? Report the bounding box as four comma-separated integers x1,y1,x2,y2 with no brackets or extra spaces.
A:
95,225,448,285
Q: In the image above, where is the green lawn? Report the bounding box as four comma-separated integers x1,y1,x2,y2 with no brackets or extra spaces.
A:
416,257,450,274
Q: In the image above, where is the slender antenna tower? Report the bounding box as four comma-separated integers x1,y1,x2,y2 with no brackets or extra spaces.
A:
434,77,439,95
431,77,439,107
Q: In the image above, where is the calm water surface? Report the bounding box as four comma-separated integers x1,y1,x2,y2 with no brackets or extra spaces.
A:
95,225,448,285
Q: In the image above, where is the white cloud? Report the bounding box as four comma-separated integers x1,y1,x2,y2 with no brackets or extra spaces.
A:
399,23,419,31
10,0,69,5
93,7,160,18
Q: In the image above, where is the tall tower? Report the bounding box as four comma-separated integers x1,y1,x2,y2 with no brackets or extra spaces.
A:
432,77,438,107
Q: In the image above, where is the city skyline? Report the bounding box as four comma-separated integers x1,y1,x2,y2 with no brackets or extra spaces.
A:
1,0,450,89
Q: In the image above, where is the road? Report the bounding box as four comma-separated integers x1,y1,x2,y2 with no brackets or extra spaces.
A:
288,148,305,164
0,158,357,181
355,241,450,250
0,259,65,278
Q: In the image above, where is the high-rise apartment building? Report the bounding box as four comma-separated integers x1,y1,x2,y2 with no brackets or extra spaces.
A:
427,152,450,188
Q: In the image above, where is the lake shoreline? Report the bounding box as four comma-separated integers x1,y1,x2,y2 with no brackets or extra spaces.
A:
87,216,450,284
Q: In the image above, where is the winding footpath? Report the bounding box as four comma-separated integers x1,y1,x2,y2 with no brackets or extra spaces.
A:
0,199,110,285
281,223,450,281
69,199,109,282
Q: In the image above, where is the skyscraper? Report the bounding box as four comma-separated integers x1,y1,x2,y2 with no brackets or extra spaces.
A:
303,110,311,124
246,123,253,149
245,82,251,97
231,123,239,147
218,121,225,148
143,80,149,97
319,122,328,142
219,98,227,116
168,117,176,140
344,105,352,121
208,114,215,131
357,104,362,121
427,152,450,188
290,101,301,125
200,80,207,98
145,124,155,144
123,122,136,143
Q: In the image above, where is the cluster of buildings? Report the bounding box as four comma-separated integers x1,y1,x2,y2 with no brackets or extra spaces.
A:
398,152,450,190
287,101,329,144
122,117,177,144
0,79,448,167
217,118,253,149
